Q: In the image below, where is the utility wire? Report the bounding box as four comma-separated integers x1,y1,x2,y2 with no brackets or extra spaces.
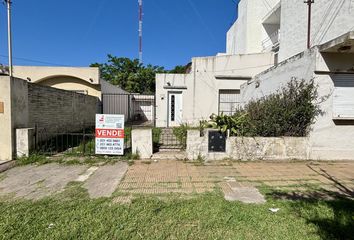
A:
0,54,70,66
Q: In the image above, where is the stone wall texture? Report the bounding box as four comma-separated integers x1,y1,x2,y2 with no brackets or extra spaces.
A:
187,130,309,161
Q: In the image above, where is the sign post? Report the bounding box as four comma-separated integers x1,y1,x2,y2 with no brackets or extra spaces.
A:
95,114,125,155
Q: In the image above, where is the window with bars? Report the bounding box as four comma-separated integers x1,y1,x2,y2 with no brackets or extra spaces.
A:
218,89,241,116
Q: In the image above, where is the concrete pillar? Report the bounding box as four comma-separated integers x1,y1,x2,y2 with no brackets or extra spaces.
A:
16,128,35,158
186,129,208,160
0,76,29,160
0,76,12,160
131,128,153,159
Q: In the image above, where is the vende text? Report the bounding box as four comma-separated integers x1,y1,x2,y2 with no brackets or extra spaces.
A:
95,129,125,138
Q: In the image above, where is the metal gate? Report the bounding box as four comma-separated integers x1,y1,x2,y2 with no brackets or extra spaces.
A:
33,125,132,156
153,128,186,151
102,93,155,126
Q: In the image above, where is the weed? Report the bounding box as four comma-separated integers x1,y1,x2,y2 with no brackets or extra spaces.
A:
16,154,51,166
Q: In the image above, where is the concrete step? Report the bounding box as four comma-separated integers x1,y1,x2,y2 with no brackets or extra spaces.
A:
151,151,187,160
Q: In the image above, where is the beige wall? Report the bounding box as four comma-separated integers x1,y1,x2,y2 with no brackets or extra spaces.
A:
12,66,102,99
13,66,100,84
0,77,13,160
0,77,99,160
0,77,30,160
37,76,101,99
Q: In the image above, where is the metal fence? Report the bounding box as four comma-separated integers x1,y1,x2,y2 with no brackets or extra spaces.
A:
153,128,185,151
102,93,155,127
34,125,132,156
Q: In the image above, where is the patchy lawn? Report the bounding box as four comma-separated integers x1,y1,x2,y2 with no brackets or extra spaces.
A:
0,184,353,240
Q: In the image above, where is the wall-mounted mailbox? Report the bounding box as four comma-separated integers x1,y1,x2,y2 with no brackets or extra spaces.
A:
0,102,4,113
208,130,226,152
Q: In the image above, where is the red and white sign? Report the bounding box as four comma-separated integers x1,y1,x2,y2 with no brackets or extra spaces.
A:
95,114,125,155
95,129,125,138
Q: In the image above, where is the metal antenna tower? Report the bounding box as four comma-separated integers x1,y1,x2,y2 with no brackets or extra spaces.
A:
138,0,143,64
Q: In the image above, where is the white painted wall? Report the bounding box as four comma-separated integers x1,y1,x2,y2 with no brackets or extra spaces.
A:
156,52,274,127
241,48,354,160
226,0,280,55
227,0,354,63
279,0,354,62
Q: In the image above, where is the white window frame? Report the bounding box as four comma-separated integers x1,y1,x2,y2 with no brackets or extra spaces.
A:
332,74,354,120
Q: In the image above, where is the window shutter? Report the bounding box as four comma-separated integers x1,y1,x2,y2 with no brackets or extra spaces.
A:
333,74,354,119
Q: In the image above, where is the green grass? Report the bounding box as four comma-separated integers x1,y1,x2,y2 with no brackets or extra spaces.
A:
16,154,51,166
152,127,162,145
0,184,353,240
17,151,140,167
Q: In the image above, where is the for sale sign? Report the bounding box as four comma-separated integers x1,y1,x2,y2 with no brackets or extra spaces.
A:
95,114,125,155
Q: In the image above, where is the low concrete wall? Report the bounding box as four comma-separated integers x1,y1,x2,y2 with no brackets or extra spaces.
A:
16,128,35,157
132,128,153,159
187,130,310,161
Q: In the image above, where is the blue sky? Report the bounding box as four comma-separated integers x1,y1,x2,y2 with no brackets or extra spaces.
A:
0,0,237,69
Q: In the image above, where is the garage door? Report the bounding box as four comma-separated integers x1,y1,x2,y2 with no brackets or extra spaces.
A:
333,74,354,119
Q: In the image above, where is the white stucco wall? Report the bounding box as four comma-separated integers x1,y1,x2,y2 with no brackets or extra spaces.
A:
156,52,274,127
226,0,280,55
241,48,354,160
279,0,354,62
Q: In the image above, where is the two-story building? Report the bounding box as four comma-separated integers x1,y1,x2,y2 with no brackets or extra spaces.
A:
156,0,354,160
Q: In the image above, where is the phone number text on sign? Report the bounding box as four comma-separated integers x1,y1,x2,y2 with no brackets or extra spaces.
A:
95,114,125,155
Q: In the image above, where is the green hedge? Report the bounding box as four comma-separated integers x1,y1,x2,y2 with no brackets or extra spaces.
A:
209,79,321,137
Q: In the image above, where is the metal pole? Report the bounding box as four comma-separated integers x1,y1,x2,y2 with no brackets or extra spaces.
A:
6,0,13,76
305,0,314,49
138,0,143,63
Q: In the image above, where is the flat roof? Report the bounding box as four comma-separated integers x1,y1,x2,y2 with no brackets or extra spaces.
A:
319,31,354,53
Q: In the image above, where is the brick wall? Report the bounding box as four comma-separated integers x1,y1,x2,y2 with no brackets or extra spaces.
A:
28,83,99,131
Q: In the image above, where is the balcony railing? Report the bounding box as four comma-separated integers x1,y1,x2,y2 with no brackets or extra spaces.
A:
262,29,280,51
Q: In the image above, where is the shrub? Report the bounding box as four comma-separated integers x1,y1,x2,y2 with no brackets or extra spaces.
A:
210,79,321,137
172,124,188,149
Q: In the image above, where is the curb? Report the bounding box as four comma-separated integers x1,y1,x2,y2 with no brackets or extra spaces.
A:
0,160,16,173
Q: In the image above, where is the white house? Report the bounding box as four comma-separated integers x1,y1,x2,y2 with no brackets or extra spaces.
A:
155,53,274,127
237,0,354,160
155,0,354,160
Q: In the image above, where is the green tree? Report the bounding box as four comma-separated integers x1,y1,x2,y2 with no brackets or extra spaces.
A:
91,55,165,94
169,63,191,74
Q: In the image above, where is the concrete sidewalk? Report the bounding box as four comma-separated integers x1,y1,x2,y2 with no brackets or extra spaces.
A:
0,162,128,200
0,160,353,202
116,160,354,199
